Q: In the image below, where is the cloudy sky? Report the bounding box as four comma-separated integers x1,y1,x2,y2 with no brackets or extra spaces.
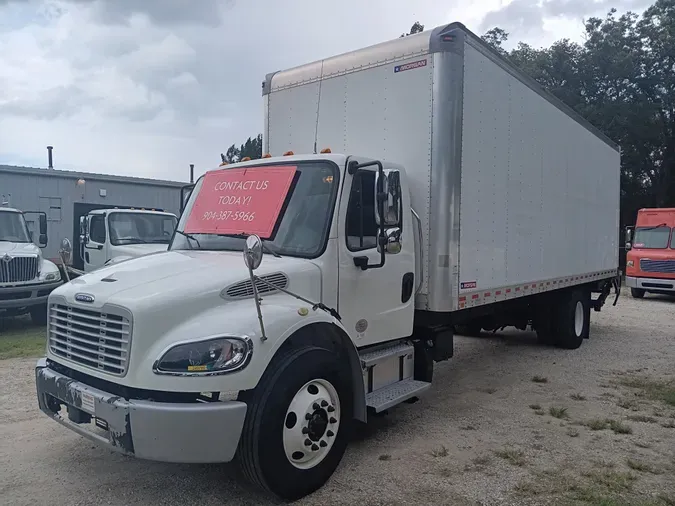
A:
0,0,649,182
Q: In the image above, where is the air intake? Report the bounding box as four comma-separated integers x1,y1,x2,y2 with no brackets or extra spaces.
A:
222,272,289,299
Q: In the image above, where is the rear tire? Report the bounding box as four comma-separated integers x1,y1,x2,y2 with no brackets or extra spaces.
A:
630,288,646,299
29,304,48,326
237,345,353,501
553,289,590,350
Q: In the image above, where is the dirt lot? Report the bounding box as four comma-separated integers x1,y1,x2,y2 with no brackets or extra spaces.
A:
0,292,673,506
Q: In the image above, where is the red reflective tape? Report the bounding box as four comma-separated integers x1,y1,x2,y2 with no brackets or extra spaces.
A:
484,292,491,297
515,287,521,291
459,296,466,302
495,290,502,295
531,284,536,288
472,294,479,299
506,289,512,293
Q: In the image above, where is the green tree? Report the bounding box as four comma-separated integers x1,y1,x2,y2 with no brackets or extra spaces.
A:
400,21,424,38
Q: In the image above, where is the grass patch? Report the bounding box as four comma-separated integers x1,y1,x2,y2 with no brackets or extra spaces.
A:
465,454,492,472
549,406,569,419
627,414,657,424
494,447,526,467
608,420,633,435
478,387,497,394
534,409,546,416
567,427,580,437
586,418,610,431
616,376,675,407
532,375,548,384
635,441,652,449
529,403,542,410
626,458,662,475
460,425,476,431
0,317,46,360
430,445,449,458
378,454,391,461
570,393,587,401
661,420,675,429
617,397,641,411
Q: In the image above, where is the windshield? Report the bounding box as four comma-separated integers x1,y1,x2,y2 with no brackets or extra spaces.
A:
633,226,672,249
109,212,178,246
0,211,31,243
171,161,339,258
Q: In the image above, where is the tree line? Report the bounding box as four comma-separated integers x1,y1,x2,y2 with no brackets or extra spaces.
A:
224,1,675,228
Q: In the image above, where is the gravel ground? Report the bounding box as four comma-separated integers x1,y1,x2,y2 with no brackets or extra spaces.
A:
1,292,674,506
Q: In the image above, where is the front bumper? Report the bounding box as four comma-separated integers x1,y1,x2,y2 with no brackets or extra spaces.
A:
625,276,675,293
0,280,63,309
35,358,247,463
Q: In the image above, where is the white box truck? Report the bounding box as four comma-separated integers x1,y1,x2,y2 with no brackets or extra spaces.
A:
35,23,621,500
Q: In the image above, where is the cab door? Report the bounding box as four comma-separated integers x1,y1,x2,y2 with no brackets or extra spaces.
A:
337,157,416,347
83,214,108,272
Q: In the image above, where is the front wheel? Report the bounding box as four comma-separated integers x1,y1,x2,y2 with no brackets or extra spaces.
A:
630,288,646,299
237,345,353,500
29,304,48,326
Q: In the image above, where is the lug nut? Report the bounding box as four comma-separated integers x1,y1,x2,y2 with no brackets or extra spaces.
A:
302,427,309,434
305,413,312,420
321,400,328,407
304,439,312,446
320,440,327,448
311,444,319,451
329,417,337,424
327,406,335,412
313,403,320,410
327,430,334,437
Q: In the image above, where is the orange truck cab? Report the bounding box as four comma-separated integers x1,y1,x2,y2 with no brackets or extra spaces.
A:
625,208,675,298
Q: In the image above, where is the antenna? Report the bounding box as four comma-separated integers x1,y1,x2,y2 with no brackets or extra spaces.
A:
47,146,54,169
312,59,325,155
189,164,194,184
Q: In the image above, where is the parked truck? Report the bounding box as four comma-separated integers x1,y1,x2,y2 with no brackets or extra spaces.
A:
35,23,621,500
1,204,63,324
63,208,178,276
625,208,675,298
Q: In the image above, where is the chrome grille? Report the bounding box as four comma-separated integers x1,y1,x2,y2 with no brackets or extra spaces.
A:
0,255,39,283
640,259,675,274
224,273,289,299
48,304,132,376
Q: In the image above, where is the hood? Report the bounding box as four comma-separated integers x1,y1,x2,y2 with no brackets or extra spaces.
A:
0,241,40,256
112,243,169,257
54,249,321,311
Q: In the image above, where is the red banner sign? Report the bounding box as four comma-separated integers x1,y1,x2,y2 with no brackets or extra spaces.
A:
184,166,297,239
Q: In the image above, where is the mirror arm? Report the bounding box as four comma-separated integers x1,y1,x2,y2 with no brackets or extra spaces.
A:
349,159,387,271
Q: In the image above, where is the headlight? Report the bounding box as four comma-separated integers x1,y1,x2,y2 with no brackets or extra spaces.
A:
44,271,61,282
627,260,634,268
153,337,253,375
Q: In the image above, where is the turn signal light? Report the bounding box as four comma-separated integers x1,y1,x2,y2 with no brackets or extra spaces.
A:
283,151,294,156
241,157,251,162
262,153,272,158
219,161,229,166
320,148,332,153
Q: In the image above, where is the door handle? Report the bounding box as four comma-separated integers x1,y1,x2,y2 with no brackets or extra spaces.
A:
401,272,414,303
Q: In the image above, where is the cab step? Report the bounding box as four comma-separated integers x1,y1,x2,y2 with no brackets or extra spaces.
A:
360,341,413,368
366,378,432,413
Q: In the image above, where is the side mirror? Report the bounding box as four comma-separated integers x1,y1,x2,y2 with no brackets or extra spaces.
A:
379,228,402,254
243,234,263,271
79,216,89,244
39,213,47,235
38,234,48,247
375,170,402,228
59,238,73,264
625,241,632,251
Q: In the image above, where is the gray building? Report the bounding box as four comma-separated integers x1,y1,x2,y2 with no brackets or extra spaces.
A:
1,164,188,265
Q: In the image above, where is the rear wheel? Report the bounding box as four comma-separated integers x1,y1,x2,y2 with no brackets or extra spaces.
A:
630,288,646,299
29,304,48,326
554,289,590,350
237,345,353,500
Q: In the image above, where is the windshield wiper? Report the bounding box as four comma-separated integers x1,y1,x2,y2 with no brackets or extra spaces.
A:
215,233,281,258
174,229,201,248
639,223,668,232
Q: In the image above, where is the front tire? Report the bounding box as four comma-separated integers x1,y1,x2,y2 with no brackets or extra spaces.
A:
631,288,646,299
237,345,353,500
554,289,590,350
29,304,48,326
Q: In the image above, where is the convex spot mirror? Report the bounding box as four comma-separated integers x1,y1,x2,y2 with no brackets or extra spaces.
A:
59,238,73,264
375,169,403,228
243,234,263,271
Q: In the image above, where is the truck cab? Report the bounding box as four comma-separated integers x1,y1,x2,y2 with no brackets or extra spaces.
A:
0,205,63,324
625,208,675,298
78,208,178,272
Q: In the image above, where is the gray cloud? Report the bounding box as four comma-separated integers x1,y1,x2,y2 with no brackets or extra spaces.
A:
480,0,653,39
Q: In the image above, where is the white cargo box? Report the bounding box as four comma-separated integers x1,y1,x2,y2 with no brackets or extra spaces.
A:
263,22,620,313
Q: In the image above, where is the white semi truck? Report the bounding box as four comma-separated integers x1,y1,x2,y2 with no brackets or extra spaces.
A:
35,23,621,500
0,205,63,324
64,208,178,276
